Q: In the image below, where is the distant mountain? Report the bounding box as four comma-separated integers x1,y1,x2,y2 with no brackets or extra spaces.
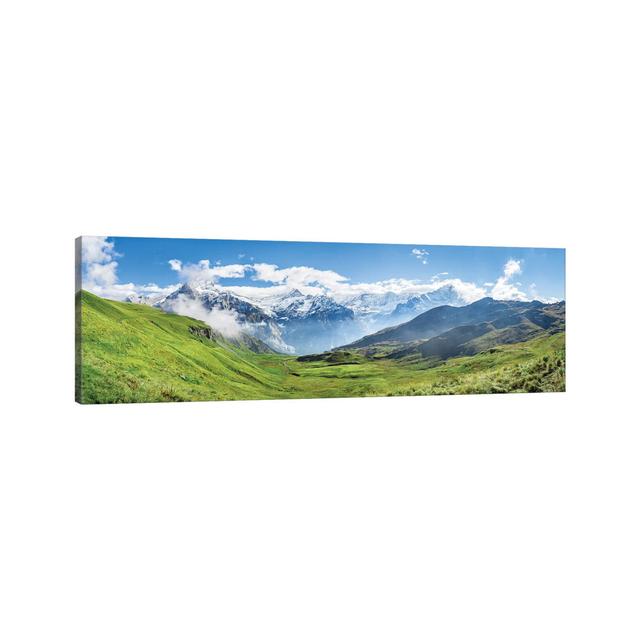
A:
339,285,467,320
340,291,406,316
269,289,359,354
271,289,353,322
387,285,468,321
344,298,566,352
125,292,168,305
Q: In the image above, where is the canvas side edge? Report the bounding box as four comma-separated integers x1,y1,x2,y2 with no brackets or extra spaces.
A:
75,237,83,403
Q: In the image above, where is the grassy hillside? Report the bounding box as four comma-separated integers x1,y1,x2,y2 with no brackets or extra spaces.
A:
76,291,565,403
76,291,291,403
290,333,565,397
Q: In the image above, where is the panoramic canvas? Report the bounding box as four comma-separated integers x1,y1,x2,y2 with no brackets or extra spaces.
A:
75,237,566,404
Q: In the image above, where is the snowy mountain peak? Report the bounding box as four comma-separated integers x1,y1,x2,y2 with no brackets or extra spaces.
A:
390,285,467,318
176,280,220,296
272,291,354,321
155,282,292,353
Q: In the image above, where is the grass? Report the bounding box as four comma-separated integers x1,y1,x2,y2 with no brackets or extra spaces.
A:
76,291,566,404
386,346,565,396
76,291,291,403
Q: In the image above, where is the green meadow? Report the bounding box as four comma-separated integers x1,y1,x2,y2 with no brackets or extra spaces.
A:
76,291,565,404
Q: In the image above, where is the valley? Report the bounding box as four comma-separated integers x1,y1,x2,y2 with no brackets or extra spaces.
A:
77,291,565,403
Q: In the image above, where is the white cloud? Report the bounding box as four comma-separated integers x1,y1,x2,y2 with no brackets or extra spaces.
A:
164,295,243,338
528,283,560,304
224,284,295,300
503,259,522,278
81,236,119,294
213,263,248,278
437,278,487,303
86,260,118,287
490,260,528,301
251,263,348,292
81,237,176,301
81,236,117,264
89,281,177,301
412,248,429,264
173,259,249,283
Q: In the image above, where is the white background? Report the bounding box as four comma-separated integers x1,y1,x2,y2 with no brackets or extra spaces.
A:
1,1,639,638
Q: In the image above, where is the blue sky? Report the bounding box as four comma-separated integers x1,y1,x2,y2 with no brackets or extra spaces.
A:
81,236,565,303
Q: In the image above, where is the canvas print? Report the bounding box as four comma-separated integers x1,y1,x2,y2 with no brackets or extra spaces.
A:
75,237,566,403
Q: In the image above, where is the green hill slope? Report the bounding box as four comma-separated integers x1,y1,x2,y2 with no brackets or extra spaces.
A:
76,291,565,403
76,291,292,403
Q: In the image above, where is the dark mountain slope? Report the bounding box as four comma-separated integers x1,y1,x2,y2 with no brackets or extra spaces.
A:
344,298,565,349
187,325,276,354
389,322,495,361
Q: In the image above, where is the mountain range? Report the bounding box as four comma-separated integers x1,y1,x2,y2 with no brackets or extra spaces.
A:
124,280,473,354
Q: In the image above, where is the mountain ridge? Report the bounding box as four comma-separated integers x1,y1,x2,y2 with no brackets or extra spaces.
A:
122,278,562,356
342,297,565,353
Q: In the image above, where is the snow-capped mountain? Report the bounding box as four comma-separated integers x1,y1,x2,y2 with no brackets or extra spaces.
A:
271,289,353,321
387,285,468,321
160,282,269,322
339,291,405,316
124,292,167,306
339,285,468,324
125,280,471,355
268,289,358,354
156,282,294,353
